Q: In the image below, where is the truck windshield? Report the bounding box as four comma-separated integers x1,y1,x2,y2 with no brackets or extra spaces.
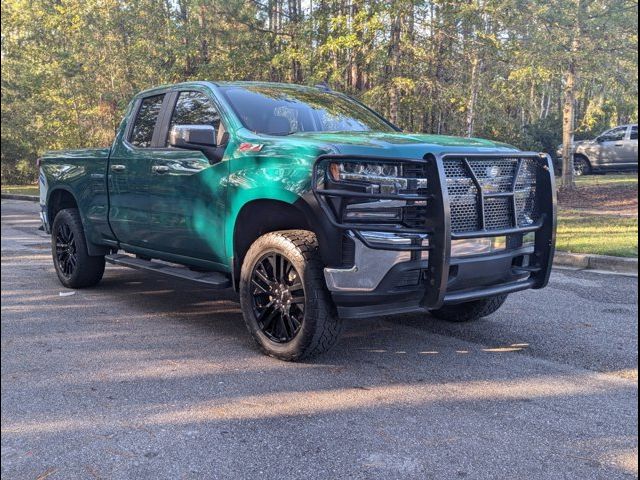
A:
219,85,396,135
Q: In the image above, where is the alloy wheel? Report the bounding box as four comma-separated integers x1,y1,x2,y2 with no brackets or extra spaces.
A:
55,222,77,277
250,252,305,343
573,158,589,176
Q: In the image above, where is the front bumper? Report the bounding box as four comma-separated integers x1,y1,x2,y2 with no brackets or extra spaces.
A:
313,152,557,319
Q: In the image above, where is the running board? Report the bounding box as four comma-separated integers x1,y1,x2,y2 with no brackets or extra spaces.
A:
105,254,231,289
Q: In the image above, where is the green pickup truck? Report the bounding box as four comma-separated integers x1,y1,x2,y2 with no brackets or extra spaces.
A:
39,81,556,360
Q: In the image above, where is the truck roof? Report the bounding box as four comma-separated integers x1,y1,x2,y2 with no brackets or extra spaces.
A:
134,80,329,97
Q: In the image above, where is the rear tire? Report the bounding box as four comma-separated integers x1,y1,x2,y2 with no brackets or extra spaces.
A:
51,208,105,288
429,294,508,323
239,230,342,361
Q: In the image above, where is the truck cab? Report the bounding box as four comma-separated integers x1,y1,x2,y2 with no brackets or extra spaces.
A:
40,81,556,360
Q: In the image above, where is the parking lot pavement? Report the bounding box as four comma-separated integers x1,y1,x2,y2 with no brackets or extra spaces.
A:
1,199,638,480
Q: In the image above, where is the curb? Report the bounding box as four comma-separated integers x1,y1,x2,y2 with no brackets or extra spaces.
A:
554,251,638,275
1,194,39,202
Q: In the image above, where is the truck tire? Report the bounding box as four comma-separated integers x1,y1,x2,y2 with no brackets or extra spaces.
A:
51,208,105,288
429,294,508,323
239,230,342,361
573,155,592,176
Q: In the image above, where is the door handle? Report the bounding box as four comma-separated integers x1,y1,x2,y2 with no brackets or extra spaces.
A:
110,164,126,172
152,165,170,174
615,143,624,147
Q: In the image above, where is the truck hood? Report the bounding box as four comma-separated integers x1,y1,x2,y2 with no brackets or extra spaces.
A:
274,131,519,158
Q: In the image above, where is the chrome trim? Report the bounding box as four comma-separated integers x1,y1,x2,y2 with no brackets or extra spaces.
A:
348,200,408,210
359,230,423,245
324,232,531,292
324,232,427,292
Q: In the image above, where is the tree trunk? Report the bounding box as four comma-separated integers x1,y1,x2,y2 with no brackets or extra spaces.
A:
198,4,208,66
561,60,577,189
466,53,481,137
561,0,584,190
387,14,402,125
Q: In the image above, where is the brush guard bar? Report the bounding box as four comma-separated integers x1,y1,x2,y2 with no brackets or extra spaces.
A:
312,152,557,309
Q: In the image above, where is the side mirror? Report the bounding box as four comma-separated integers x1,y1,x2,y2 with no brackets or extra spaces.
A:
169,125,219,163
169,125,217,149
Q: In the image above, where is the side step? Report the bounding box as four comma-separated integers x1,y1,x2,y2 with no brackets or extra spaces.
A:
105,253,231,289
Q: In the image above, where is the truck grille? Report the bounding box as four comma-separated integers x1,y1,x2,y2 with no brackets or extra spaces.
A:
443,157,539,234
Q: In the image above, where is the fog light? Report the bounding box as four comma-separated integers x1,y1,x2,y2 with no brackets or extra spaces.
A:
451,236,507,257
345,210,401,221
345,200,405,223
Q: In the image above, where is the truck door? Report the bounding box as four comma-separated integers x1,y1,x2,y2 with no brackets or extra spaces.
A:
145,90,228,266
108,93,169,248
597,126,628,165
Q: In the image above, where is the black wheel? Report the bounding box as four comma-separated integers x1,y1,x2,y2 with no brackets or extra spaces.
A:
429,294,508,323
573,155,592,176
239,230,341,361
51,208,105,288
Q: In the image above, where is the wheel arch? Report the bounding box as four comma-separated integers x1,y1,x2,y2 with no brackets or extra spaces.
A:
231,199,312,290
47,187,79,225
47,187,108,256
229,191,343,291
574,152,593,165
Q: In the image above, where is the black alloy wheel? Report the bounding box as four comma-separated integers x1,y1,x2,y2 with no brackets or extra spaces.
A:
51,208,105,288
55,221,78,277
239,230,342,361
250,252,305,343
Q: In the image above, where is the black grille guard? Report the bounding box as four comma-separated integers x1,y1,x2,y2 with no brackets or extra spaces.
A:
312,152,557,309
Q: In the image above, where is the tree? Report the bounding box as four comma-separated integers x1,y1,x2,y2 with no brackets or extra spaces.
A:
1,0,637,185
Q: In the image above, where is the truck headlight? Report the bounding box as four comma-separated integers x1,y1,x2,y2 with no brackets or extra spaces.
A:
327,162,426,194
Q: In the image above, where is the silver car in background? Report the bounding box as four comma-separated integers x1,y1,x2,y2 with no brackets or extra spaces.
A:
557,124,638,175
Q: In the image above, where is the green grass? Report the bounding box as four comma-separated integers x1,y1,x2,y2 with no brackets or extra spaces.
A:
1,184,39,196
573,172,638,188
557,210,638,257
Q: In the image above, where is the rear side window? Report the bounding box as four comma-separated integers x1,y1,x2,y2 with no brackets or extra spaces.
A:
129,94,165,148
631,126,638,140
169,91,220,131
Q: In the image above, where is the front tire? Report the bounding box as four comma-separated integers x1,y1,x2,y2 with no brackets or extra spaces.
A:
51,208,105,288
573,155,592,176
239,230,341,361
429,294,508,323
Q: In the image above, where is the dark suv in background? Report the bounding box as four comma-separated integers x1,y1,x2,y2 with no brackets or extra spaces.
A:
557,124,638,175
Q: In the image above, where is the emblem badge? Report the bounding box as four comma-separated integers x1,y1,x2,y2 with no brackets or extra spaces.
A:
486,165,501,178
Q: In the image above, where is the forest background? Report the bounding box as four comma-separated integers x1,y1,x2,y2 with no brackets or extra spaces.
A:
1,0,638,187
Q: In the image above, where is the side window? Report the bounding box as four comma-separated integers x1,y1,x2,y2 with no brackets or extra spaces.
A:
129,94,165,148
167,91,222,145
630,126,638,140
600,126,627,142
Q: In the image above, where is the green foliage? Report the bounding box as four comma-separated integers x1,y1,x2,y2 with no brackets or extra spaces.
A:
1,0,638,184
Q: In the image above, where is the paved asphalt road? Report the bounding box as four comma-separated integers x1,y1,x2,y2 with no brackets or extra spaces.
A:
1,199,638,480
